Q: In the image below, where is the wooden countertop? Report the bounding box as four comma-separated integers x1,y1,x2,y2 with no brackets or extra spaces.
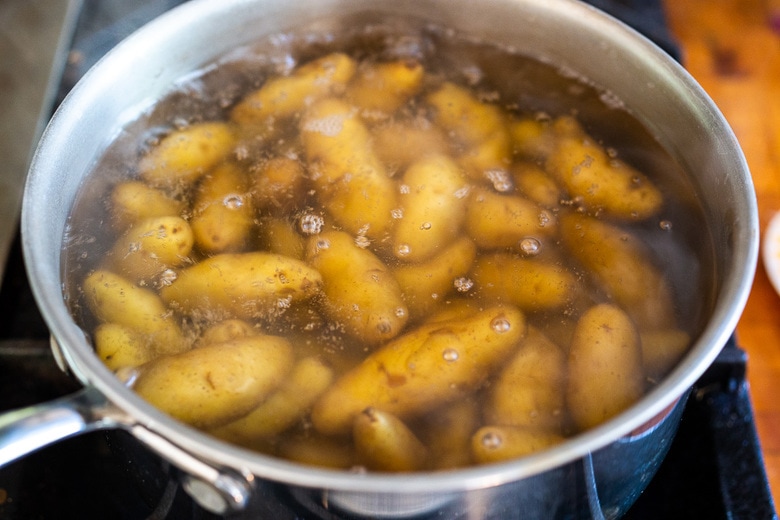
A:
663,0,780,506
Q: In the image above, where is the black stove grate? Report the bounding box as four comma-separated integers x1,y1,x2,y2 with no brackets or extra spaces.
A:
0,0,777,518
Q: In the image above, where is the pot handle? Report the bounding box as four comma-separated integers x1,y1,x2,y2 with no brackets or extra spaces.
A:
0,385,115,466
0,384,252,515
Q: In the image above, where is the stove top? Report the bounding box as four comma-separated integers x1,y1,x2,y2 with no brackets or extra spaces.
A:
0,0,777,518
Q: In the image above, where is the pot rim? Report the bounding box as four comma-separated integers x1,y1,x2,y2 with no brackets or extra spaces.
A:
21,0,758,495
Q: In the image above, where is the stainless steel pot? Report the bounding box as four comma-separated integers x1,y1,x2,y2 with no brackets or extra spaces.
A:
2,0,758,518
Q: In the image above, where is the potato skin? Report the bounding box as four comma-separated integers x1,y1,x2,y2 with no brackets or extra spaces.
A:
139,122,236,190
306,230,408,345
560,212,676,330
471,425,565,464
347,59,425,114
311,305,526,435
105,216,194,283
465,187,556,250
213,356,334,440
190,161,254,254
300,97,396,238
393,237,477,318
392,154,469,262
94,323,154,370
133,335,294,428
485,327,566,432
566,303,645,430
353,408,429,472
110,181,184,230
160,252,323,320
470,252,579,311
230,53,357,127
426,82,511,181
83,270,186,354
544,116,663,220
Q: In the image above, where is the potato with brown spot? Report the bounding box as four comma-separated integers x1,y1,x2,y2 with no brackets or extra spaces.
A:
160,252,323,320
311,305,526,435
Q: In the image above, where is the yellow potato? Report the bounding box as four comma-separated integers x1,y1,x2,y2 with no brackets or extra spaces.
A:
372,120,449,171
214,356,334,440
134,334,294,428
465,186,556,250
353,408,429,472
471,425,565,464
105,216,194,283
160,252,323,320
196,319,259,347
418,398,480,470
300,97,397,238
256,216,308,260
190,161,254,254
94,322,154,371
83,270,186,353
485,327,566,431
393,237,477,319
470,252,579,311
230,53,357,127
508,117,555,160
277,433,356,470
311,305,526,435
426,82,511,181
347,59,425,114
139,122,236,190
566,303,645,430
250,156,307,214
392,154,469,262
640,328,691,381
511,162,561,208
559,213,676,330
110,181,184,230
545,116,663,220
305,230,408,345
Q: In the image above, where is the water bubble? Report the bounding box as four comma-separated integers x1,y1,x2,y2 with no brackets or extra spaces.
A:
223,194,244,209
377,321,392,334
659,220,673,231
299,214,324,235
486,169,513,192
519,237,541,256
315,238,330,251
481,431,503,450
302,113,345,137
420,222,432,230
454,186,471,199
490,316,511,333
538,211,552,227
354,235,370,249
391,208,404,219
396,244,411,257
159,269,177,286
454,277,474,293
442,348,459,362
395,307,406,318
